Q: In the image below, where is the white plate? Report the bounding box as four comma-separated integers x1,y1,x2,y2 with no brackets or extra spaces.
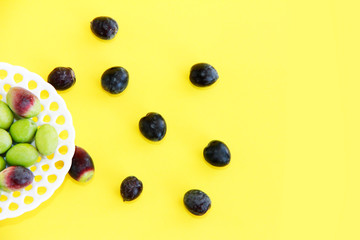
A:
0,62,75,220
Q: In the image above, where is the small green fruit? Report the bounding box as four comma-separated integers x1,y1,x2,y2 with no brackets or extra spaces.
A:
10,119,37,143
6,143,39,167
0,101,14,130
0,156,6,171
0,129,12,154
35,124,58,156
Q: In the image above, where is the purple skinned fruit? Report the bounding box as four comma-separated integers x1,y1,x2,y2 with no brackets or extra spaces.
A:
0,166,34,192
6,87,41,118
47,67,76,90
69,146,94,183
120,176,143,201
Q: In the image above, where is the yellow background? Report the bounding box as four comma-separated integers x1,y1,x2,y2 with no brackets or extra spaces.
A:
1,0,360,239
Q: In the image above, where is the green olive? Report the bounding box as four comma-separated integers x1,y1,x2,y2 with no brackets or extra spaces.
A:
0,101,14,130
35,124,58,156
0,129,12,154
9,119,37,143
0,156,6,171
6,143,39,167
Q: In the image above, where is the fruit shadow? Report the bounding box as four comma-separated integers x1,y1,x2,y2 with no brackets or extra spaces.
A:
138,133,165,146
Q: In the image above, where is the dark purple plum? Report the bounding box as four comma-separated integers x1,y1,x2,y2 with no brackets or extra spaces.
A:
183,189,211,216
91,16,118,40
48,67,76,90
139,112,166,141
101,67,129,94
203,140,231,167
0,166,34,192
189,63,219,87
69,146,94,183
120,176,143,201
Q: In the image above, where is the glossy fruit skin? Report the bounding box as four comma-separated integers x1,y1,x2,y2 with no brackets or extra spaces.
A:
0,166,34,192
0,129,12,154
183,189,211,216
0,101,14,130
48,67,76,90
0,156,6,171
9,119,37,143
120,176,143,201
189,63,219,87
6,87,41,118
139,112,166,141
101,67,129,94
203,140,231,167
91,16,118,40
6,143,39,167
35,124,58,156
69,146,94,183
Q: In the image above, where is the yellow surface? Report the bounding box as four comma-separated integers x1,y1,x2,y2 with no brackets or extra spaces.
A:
1,0,360,239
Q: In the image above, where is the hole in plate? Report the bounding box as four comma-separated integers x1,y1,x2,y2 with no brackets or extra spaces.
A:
12,191,21,198
40,90,49,99
55,160,64,169
41,164,50,171
24,196,34,204
9,202,19,211
32,116,38,122
59,130,68,140
37,186,47,195
0,207,2,213
48,174,57,183
43,115,51,122
47,153,54,160
56,115,65,125
30,166,37,172
28,80,37,90
49,102,59,111
0,95,2,100
0,69,7,79
25,184,33,191
3,84,11,92
34,175,42,182
41,104,44,112
36,156,42,163
58,145,68,155
14,73,23,83
0,195,8,202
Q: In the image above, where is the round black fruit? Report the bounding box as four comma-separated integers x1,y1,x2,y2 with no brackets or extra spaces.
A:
139,112,166,141
189,63,219,87
120,176,143,201
183,189,211,216
48,67,76,90
91,16,118,40
203,140,231,167
101,67,129,94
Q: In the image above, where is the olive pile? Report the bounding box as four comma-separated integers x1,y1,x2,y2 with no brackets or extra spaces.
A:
0,87,58,192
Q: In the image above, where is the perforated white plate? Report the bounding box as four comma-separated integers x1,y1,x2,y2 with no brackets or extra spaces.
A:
0,62,75,220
